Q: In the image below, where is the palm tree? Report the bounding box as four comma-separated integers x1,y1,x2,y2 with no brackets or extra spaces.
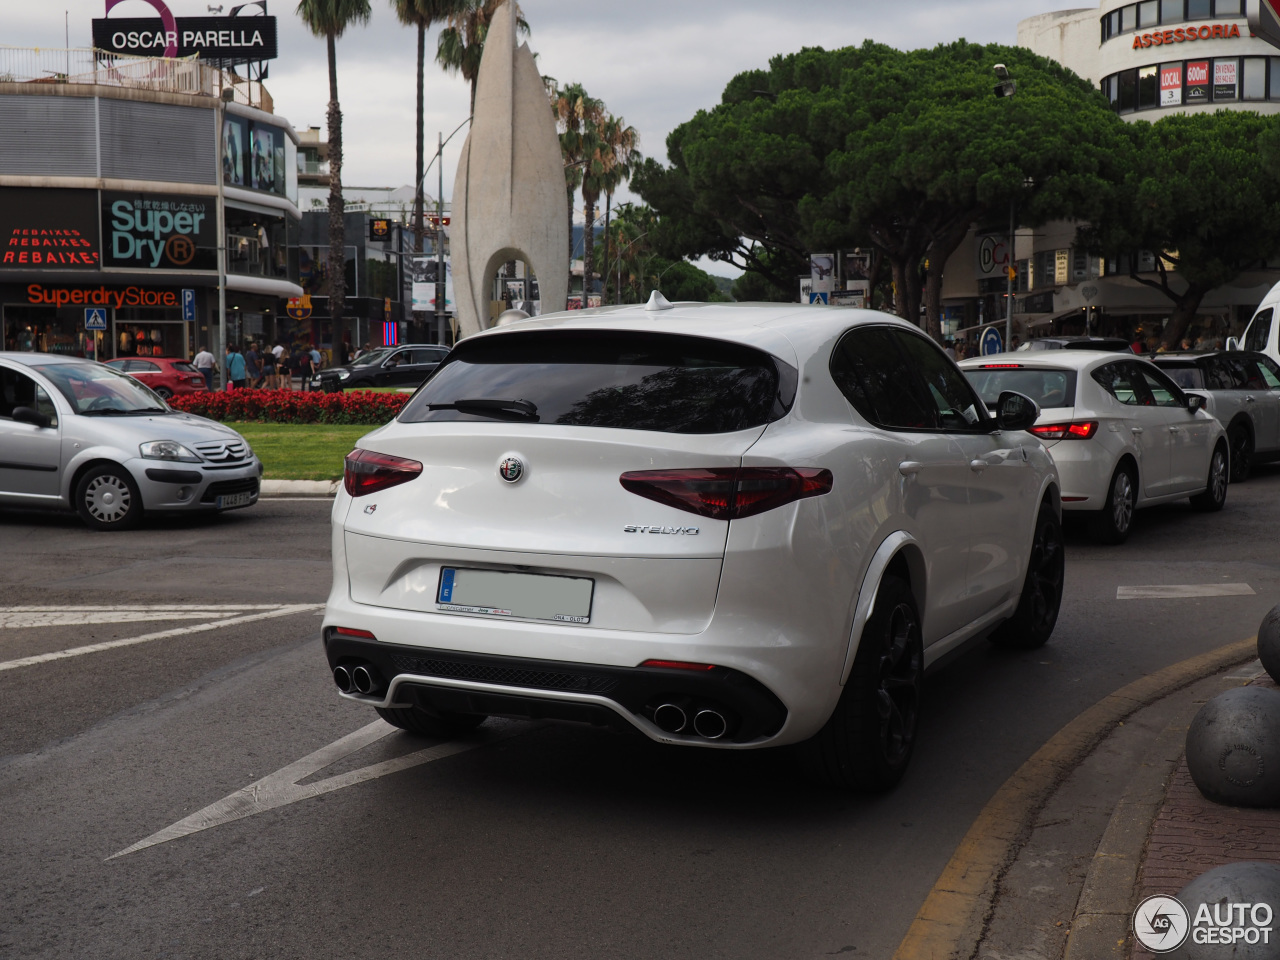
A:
551,82,603,294
596,115,640,305
390,0,465,269
436,0,529,115
296,0,371,355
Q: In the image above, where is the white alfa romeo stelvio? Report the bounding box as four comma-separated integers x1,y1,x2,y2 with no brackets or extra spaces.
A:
322,300,1064,792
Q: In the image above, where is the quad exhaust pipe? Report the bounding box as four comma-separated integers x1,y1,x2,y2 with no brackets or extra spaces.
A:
333,665,354,694
650,700,730,740
693,709,728,740
653,703,688,734
333,663,384,696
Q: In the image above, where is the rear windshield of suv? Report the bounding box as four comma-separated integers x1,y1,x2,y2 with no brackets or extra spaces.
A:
399,330,797,434
963,366,1078,409
1153,362,1204,389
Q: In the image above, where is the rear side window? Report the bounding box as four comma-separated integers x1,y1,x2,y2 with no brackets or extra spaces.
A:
892,330,984,430
1244,309,1274,353
1136,366,1184,407
1154,363,1203,390
964,367,1078,408
830,327,940,430
399,331,796,434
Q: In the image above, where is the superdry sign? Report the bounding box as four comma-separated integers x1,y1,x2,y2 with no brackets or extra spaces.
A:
102,193,217,272
1250,0,1280,51
91,16,278,63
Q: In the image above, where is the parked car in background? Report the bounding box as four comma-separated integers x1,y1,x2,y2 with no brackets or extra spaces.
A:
312,345,450,392
1151,351,1280,482
960,351,1228,544
1017,336,1134,353
105,356,208,399
323,305,1064,794
1232,283,1280,369
0,353,261,530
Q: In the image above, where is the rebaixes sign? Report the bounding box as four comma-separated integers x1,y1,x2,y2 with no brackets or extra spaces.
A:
102,193,216,272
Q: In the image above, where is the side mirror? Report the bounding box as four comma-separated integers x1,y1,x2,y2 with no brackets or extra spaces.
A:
996,391,1040,432
1187,393,1207,413
12,406,52,429
1225,337,1241,352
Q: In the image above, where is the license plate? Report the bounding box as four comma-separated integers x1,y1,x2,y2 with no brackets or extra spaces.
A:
216,492,255,510
437,567,594,624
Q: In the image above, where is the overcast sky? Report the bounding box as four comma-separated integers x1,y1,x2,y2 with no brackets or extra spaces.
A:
10,0,1074,274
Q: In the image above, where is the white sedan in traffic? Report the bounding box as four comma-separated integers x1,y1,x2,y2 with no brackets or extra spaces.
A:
960,352,1228,544
322,303,1064,793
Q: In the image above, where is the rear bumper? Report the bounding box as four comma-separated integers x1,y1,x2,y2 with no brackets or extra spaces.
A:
1045,438,1118,510
325,632,788,747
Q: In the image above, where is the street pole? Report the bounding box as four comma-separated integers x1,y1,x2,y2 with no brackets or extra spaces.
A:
1006,196,1015,352
436,129,445,345
216,91,228,388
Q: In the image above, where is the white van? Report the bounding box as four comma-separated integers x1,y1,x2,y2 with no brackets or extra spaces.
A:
1233,283,1280,364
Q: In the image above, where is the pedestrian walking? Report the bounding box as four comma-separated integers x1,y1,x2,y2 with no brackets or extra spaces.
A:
245,342,262,387
261,346,278,388
306,343,322,391
225,343,248,390
193,345,216,391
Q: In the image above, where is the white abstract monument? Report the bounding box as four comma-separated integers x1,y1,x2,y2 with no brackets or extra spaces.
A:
451,1,568,337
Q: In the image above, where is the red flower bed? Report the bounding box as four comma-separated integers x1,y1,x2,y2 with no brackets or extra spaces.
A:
169,389,409,425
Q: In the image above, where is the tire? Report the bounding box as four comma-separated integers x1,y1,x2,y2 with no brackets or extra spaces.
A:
154,386,173,400
1088,463,1137,545
74,464,143,531
1228,422,1253,483
375,705,487,738
800,575,922,793
990,502,1064,649
1190,443,1229,512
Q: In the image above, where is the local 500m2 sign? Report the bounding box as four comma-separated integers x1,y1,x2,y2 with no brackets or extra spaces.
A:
101,192,216,272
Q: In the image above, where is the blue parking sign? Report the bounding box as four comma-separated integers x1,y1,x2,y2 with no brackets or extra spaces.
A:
84,308,108,331
980,326,1004,356
181,289,196,323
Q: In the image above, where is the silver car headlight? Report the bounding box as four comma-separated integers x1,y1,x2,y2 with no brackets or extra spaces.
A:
337,371,351,380
140,440,202,463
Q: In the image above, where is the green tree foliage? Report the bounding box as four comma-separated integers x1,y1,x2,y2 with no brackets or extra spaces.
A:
296,0,372,351
637,41,1124,336
597,203,728,303
1081,111,1280,349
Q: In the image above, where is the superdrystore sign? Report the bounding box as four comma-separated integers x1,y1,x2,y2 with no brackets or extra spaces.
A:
24,284,182,308
1132,21,1244,48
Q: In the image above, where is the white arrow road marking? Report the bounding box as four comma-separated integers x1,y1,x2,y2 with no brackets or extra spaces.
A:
108,720,534,860
0,604,324,673
1116,584,1256,600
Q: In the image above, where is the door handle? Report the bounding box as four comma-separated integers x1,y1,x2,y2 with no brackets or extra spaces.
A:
1246,396,1257,403
1131,426,1144,435
1169,425,1181,433
969,459,989,473
898,461,924,477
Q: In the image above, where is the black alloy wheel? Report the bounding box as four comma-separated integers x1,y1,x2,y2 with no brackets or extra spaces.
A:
875,600,923,768
990,503,1064,649
1228,422,1253,483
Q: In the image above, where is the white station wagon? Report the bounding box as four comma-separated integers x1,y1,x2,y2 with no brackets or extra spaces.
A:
323,302,1063,791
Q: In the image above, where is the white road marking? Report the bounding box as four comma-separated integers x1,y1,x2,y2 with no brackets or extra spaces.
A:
1116,584,1256,600
0,607,279,629
108,720,533,859
0,604,324,673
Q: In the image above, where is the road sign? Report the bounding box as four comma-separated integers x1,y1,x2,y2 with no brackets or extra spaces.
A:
181,288,196,323
980,326,1004,356
84,307,108,331
809,292,829,305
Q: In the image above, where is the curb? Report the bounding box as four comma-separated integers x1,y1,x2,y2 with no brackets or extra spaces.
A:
892,636,1259,960
260,479,338,497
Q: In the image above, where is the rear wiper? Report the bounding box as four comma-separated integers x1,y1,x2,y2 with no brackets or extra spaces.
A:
427,398,539,421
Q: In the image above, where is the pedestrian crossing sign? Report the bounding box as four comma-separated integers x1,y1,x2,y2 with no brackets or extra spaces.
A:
84,308,108,331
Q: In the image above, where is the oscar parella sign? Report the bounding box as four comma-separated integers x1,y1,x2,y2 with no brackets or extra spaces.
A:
0,187,100,269
91,16,277,63
102,192,216,272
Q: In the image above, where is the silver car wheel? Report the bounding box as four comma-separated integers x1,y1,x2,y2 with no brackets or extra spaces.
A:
1210,448,1228,503
1112,471,1134,534
84,474,134,523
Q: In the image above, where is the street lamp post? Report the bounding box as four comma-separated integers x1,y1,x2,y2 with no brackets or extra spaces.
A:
994,64,1017,352
418,116,472,344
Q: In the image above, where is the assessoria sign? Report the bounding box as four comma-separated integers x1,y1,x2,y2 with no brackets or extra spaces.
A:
1132,22,1243,48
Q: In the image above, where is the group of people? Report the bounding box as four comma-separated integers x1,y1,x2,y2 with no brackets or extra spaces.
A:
191,342,325,391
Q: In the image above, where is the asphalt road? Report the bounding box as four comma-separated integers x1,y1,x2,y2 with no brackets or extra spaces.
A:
2,470,1279,960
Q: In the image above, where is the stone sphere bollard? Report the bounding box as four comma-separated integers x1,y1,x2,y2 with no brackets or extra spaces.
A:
1186,686,1280,808
1258,604,1280,684
1167,862,1280,958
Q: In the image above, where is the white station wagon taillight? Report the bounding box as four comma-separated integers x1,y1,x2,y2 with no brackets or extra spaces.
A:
344,448,423,497
620,467,833,521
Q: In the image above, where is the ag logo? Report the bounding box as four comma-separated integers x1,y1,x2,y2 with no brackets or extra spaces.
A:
498,456,524,483
165,234,196,266
1133,895,1190,953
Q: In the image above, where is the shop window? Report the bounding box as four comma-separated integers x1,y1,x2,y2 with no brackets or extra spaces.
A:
225,207,291,279
1272,59,1280,100
1186,0,1211,19
1121,4,1137,31
1215,0,1242,15
1213,58,1239,101
1137,250,1157,273
1139,0,1159,26
1161,0,1184,23
1139,66,1160,109
1244,58,1267,100
1119,69,1139,112
1110,9,1123,36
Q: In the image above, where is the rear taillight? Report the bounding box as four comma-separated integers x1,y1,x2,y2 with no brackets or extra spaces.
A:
640,659,717,671
619,467,833,521
1029,420,1098,440
344,448,423,497
334,626,377,639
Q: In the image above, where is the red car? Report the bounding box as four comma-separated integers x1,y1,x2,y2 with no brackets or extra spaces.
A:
105,356,208,399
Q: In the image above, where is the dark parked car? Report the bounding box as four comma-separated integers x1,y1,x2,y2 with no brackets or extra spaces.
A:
312,345,450,392
1018,336,1135,353
1152,351,1280,481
